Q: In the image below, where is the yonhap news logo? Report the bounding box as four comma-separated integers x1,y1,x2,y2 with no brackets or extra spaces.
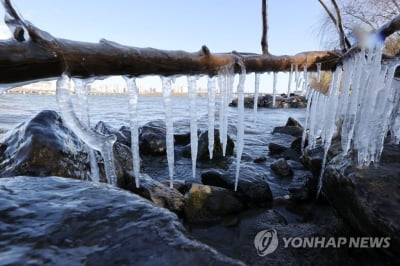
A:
254,229,279,256
254,229,391,256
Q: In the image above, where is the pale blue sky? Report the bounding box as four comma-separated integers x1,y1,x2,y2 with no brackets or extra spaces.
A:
0,1,328,92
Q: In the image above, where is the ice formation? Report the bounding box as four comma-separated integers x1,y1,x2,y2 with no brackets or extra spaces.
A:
218,66,234,156
303,41,400,194
272,72,277,107
73,78,100,182
253,73,260,123
125,76,141,188
207,77,216,159
287,64,293,98
234,60,246,191
56,74,117,185
188,76,198,178
161,77,175,188
303,64,308,93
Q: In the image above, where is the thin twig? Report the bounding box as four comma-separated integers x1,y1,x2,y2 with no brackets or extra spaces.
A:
261,0,268,54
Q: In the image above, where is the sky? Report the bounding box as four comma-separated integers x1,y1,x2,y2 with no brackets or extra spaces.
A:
0,0,328,92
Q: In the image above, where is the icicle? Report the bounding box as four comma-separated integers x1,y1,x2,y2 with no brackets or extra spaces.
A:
207,77,216,159
303,39,400,196
272,72,277,107
124,76,141,188
317,67,342,195
287,64,293,98
303,64,308,94
56,74,117,185
316,63,322,83
73,78,100,183
161,77,175,188
301,89,315,152
234,60,246,191
294,65,300,90
218,66,234,156
253,73,260,123
188,76,198,179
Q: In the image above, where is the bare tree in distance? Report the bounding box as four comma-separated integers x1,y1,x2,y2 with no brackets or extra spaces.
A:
319,0,400,55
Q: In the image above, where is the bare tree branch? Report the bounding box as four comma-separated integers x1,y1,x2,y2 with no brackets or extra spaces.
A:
261,0,269,54
0,0,399,85
330,0,351,50
318,0,351,51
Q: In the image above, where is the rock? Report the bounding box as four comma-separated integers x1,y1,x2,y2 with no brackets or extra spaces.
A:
161,179,190,194
280,149,301,162
253,156,267,163
184,183,244,223
273,126,303,138
182,130,234,161
268,142,288,155
270,158,293,178
126,174,185,214
0,176,242,265
288,172,317,201
300,145,324,178
201,169,273,205
139,120,167,156
229,97,255,108
323,144,400,260
0,110,90,180
174,132,191,145
285,117,303,128
230,94,307,109
290,136,304,153
0,110,135,187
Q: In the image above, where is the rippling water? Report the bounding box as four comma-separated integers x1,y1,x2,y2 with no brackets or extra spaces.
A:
0,94,305,156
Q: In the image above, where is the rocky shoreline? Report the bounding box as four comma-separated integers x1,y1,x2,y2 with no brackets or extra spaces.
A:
0,110,399,265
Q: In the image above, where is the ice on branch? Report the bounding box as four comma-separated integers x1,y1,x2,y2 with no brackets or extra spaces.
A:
303,41,400,194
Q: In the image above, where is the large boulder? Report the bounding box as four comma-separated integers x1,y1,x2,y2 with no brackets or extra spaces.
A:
323,144,400,261
0,110,136,188
0,176,242,265
184,183,244,223
272,126,303,138
0,110,90,180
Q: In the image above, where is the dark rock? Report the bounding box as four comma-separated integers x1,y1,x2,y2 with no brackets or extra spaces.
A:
0,110,90,180
201,169,273,205
174,132,191,145
253,156,267,163
270,158,293,178
126,173,185,214
0,110,135,187
184,183,244,223
301,145,324,178
288,172,317,201
290,136,304,153
285,117,303,128
139,120,167,156
229,97,256,108
0,176,241,265
323,144,400,260
280,149,301,162
273,126,303,138
268,142,288,155
118,125,131,145
182,130,234,161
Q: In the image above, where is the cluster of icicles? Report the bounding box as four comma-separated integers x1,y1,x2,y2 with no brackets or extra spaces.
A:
56,60,311,190
302,41,400,194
